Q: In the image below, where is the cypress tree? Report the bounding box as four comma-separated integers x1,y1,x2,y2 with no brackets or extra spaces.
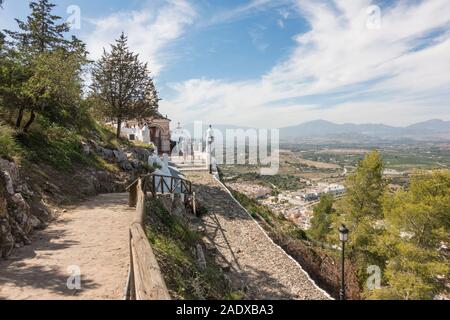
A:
91,32,158,138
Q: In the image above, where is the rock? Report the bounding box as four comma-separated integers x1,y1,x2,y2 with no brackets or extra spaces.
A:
113,150,126,162
0,158,20,184
131,147,152,162
130,159,140,169
119,160,133,171
0,159,49,258
2,171,15,196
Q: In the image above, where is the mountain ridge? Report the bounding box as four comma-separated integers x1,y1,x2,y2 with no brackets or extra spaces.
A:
177,119,450,140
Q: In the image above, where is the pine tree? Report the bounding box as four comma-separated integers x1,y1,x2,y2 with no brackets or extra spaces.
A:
3,0,69,53
309,194,334,242
335,150,387,286
91,32,158,138
367,170,450,299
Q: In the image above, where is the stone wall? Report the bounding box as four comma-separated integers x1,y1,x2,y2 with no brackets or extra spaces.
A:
0,159,46,258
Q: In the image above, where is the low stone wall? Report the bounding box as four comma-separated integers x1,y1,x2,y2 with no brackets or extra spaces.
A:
0,159,47,258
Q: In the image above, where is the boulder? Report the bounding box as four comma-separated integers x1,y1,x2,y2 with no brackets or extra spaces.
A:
113,150,126,162
119,160,133,171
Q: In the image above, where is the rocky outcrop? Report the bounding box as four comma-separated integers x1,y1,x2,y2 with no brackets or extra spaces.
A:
0,159,46,258
84,140,153,173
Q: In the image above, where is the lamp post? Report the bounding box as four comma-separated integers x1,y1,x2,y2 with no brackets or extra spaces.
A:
339,224,349,300
206,125,214,174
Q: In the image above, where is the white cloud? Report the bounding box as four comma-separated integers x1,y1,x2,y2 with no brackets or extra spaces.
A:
201,0,291,27
85,0,196,75
162,0,450,127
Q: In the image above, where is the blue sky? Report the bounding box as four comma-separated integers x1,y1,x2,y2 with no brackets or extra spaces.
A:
1,0,449,128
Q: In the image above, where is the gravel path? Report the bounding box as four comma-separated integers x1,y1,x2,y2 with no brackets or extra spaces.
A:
186,172,330,300
0,193,132,300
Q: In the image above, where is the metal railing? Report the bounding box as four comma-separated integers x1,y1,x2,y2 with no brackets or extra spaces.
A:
144,174,192,197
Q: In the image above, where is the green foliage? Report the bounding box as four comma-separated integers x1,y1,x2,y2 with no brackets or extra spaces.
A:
345,150,386,221
231,172,306,191
232,190,274,226
309,194,334,242
90,32,158,137
366,171,450,299
339,150,386,271
321,151,450,299
145,197,235,300
1,0,88,132
17,122,88,170
21,49,85,126
4,0,71,54
0,124,21,159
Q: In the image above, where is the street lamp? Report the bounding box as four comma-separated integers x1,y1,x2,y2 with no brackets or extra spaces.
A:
206,125,214,174
339,224,349,300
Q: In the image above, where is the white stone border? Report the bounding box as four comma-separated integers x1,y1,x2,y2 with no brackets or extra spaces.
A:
213,175,334,300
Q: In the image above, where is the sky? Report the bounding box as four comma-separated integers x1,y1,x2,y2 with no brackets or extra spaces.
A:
1,0,449,128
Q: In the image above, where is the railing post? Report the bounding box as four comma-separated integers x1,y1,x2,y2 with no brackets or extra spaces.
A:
129,181,138,207
128,228,136,300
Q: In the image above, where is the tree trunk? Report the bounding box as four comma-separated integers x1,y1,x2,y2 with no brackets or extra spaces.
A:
16,108,24,129
23,110,36,133
116,117,122,138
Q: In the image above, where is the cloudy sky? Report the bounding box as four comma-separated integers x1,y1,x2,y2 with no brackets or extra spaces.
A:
1,0,449,128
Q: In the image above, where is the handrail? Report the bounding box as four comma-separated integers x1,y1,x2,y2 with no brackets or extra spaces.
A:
142,173,192,197
125,178,171,300
126,173,192,207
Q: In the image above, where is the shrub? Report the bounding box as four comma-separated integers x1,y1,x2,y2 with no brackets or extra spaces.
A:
0,124,21,159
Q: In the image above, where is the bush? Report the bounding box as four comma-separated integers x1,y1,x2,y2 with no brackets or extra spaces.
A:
17,122,88,171
0,124,21,159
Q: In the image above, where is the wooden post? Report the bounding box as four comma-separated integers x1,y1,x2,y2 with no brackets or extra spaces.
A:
128,181,138,207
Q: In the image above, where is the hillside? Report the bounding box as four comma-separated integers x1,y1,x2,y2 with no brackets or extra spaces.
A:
0,118,155,257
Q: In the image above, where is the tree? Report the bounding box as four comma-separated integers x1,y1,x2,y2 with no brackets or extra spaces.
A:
327,150,388,288
20,49,85,131
90,32,158,138
345,150,385,222
342,150,386,253
309,194,334,242
2,0,88,131
3,0,70,54
367,170,450,299
0,49,32,125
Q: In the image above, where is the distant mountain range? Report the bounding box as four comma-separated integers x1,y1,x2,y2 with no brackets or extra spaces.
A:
279,119,450,140
177,119,450,142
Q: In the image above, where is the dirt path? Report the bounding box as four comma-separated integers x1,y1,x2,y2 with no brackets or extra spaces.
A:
0,193,132,300
186,172,330,300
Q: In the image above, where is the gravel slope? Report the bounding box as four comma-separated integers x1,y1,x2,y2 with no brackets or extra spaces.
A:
186,172,330,300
